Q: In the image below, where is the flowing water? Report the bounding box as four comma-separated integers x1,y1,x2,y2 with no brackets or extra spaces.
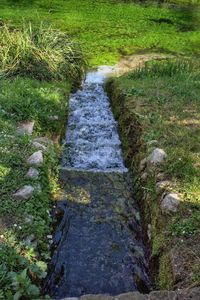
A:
45,67,150,298
62,66,127,173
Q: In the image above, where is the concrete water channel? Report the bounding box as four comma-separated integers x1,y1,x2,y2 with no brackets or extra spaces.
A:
45,67,151,299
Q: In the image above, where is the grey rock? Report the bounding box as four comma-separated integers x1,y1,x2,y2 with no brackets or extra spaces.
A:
149,291,177,300
161,193,180,213
32,141,47,151
115,292,148,299
156,180,171,193
61,289,200,300
81,296,113,300
148,148,167,165
26,167,39,179
62,298,79,300
13,185,34,200
17,121,35,135
33,136,53,145
177,288,200,300
27,151,43,166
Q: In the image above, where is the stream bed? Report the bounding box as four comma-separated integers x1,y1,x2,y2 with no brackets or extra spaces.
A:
45,67,151,298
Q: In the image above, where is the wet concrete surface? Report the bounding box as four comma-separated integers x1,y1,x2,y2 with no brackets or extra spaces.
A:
45,170,150,299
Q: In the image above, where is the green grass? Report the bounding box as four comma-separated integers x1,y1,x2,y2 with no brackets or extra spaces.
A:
0,78,69,134
0,77,70,298
107,59,200,288
0,24,85,85
0,0,200,66
0,0,200,295
0,12,85,299
111,59,200,230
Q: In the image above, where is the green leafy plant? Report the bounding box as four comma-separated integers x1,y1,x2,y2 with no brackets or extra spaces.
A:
29,261,47,279
8,269,40,300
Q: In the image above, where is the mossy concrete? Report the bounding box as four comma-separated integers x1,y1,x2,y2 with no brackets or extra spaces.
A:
45,170,150,298
62,287,200,299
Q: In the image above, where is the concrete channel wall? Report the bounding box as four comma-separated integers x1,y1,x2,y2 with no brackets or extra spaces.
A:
62,288,200,300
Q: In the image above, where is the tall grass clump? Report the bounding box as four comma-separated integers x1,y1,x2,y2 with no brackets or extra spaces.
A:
128,59,195,80
0,24,86,85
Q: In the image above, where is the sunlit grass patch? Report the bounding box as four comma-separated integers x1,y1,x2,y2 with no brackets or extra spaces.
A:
0,77,70,134
117,59,200,207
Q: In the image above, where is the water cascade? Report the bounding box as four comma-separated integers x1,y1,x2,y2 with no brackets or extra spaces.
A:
45,67,151,298
62,66,127,172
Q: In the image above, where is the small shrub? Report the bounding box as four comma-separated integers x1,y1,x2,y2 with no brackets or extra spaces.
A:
0,24,86,85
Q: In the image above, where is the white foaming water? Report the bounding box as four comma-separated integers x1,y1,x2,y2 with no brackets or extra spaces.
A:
63,66,127,172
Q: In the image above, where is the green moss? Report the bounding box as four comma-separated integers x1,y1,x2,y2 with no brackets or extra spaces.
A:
157,254,174,290
152,234,166,257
